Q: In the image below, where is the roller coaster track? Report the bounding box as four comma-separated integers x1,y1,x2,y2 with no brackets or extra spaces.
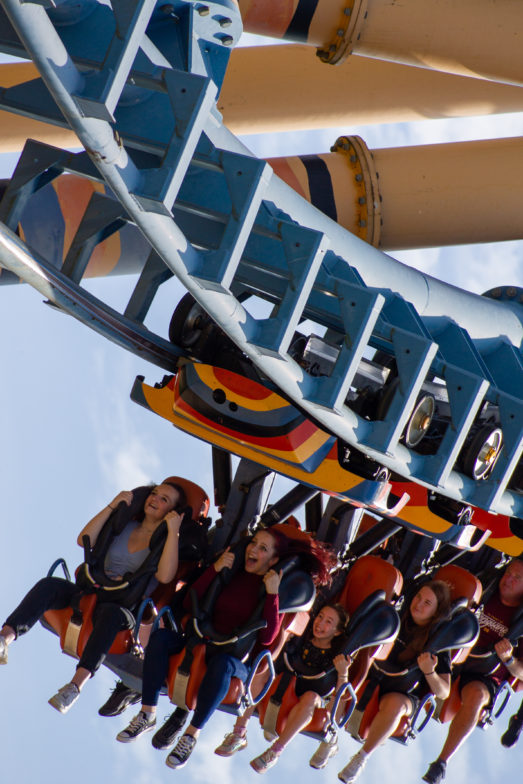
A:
0,0,522,518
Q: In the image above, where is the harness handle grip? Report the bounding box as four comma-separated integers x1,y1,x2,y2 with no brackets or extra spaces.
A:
331,681,357,730
151,605,179,635
47,558,72,582
245,650,276,707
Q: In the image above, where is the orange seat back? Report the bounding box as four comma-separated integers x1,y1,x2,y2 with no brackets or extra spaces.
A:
338,556,403,614
434,564,482,606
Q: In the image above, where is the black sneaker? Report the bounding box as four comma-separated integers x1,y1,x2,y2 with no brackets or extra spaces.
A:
501,712,523,748
116,711,156,743
98,681,141,717
152,708,189,750
165,734,197,769
422,760,446,784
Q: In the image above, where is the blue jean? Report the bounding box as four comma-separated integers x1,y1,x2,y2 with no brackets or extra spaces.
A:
5,576,134,674
141,627,185,706
192,651,249,729
141,628,249,727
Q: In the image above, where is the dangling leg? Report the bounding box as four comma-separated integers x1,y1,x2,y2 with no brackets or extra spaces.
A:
49,602,134,714
251,691,322,774
215,669,269,757
339,692,412,784
116,626,186,744
166,652,248,769
423,680,490,784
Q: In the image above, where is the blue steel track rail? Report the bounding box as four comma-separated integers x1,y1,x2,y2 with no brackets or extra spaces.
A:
0,0,522,518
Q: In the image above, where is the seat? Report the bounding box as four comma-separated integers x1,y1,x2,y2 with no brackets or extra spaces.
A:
42,477,210,660
438,602,523,727
339,555,403,690
353,565,481,745
433,563,482,669
258,555,403,742
166,524,316,715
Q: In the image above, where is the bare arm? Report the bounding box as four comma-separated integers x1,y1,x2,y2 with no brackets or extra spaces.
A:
325,653,354,718
496,638,523,681
155,510,183,584
76,490,133,548
418,652,451,700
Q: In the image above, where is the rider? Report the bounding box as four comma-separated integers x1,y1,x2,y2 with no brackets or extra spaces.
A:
422,558,523,784
214,602,350,773
116,526,335,770
0,481,185,713
337,580,452,784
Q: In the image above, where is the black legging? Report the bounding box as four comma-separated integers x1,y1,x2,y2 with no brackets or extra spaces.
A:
5,576,134,674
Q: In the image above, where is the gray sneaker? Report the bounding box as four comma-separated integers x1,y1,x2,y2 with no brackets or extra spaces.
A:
338,750,367,784
116,711,156,743
0,636,8,665
309,736,339,769
48,683,80,714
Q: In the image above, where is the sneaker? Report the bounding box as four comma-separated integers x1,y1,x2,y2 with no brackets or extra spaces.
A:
116,711,156,743
250,747,280,774
152,709,189,750
214,730,248,757
422,760,447,784
338,750,367,784
165,734,197,769
309,736,339,769
0,636,8,665
501,712,523,748
99,680,141,717
48,682,80,714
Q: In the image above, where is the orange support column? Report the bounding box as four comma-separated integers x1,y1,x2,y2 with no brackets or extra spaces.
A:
239,0,523,88
268,135,523,250
4,51,523,152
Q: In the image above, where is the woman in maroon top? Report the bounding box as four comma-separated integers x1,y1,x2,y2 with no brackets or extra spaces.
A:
117,527,334,769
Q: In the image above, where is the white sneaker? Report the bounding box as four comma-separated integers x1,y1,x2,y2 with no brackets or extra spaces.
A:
0,636,8,665
48,683,80,714
338,750,367,783
214,731,248,757
310,736,339,769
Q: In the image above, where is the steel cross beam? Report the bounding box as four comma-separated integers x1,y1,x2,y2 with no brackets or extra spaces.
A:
0,0,522,518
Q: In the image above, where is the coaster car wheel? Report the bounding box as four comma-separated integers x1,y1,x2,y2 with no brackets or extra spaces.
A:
169,293,212,349
460,424,503,480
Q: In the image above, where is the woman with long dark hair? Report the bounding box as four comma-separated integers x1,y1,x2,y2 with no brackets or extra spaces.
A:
116,525,336,770
0,481,186,713
336,580,452,784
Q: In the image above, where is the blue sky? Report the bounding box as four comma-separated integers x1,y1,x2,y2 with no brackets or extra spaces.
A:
1,33,523,784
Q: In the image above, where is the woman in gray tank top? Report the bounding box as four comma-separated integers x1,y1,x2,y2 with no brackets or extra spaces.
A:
0,481,186,716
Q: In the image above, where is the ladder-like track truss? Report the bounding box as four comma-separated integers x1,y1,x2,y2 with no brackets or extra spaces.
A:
0,0,522,518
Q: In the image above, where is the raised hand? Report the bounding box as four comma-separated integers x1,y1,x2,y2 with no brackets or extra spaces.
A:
215,547,235,572
495,637,514,663
165,510,183,535
263,568,282,595
334,653,352,678
109,490,133,509
418,651,438,675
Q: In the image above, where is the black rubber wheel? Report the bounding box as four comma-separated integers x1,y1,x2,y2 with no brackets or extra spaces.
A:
168,293,210,348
